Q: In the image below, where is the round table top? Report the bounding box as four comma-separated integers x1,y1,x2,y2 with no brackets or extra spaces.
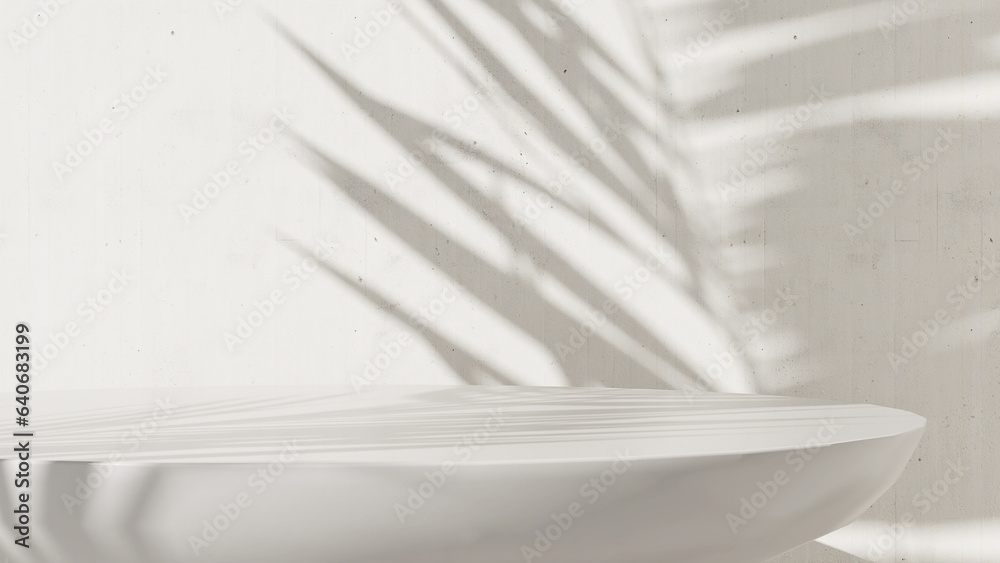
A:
3,385,926,465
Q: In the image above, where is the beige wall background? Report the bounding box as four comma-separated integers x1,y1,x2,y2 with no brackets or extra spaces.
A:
1,0,997,560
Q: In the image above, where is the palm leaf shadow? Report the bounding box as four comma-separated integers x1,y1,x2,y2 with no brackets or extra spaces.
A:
292,137,694,390
273,1,734,390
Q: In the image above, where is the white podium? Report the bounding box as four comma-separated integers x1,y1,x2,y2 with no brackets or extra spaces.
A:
0,386,924,562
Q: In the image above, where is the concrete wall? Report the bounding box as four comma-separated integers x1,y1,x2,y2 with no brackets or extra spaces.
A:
1,0,996,560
